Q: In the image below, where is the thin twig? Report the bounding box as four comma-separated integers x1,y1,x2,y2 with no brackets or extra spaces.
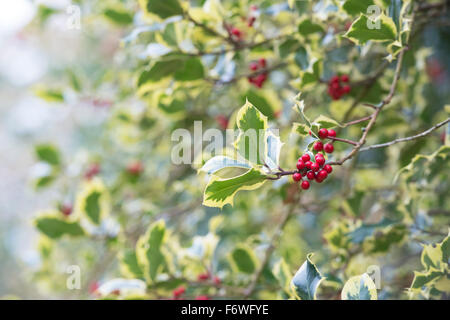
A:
360,118,450,151
328,136,359,146
343,115,374,127
329,8,416,166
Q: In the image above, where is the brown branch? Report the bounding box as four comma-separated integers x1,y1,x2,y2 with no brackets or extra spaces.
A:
328,136,359,146
360,118,450,151
343,115,374,127
329,8,417,166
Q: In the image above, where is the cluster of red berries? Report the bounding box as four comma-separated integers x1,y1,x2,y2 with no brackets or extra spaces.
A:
292,128,337,189
248,58,268,88
327,75,351,100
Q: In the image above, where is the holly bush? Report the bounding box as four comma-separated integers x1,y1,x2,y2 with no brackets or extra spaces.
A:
28,0,450,300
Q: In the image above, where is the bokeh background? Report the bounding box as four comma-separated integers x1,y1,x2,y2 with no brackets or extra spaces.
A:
0,0,449,299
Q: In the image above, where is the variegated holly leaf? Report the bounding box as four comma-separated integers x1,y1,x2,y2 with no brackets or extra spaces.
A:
344,14,398,45
203,168,267,208
75,178,110,225
199,155,251,175
136,220,166,283
234,100,268,165
341,273,378,300
291,253,323,300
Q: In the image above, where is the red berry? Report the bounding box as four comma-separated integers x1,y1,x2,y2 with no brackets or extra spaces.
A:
327,129,336,138
341,74,349,82
293,172,302,182
301,180,310,190
306,171,315,180
324,143,334,153
311,162,320,172
315,176,324,183
324,164,333,173
305,161,313,170
215,115,229,130
317,169,328,180
313,141,323,151
330,75,339,83
342,85,351,94
85,163,100,180
231,28,241,37
301,154,310,162
315,155,325,166
173,286,186,299
296,160,305,170
127,161,144,175
60,204,72,216
259,58,266,68
249,62,259,71
318,128,328,139
247,16,256,27
213,276,221,285
89,282,99,295
197,273,210,281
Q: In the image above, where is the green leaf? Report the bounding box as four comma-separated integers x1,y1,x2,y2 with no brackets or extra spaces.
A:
174,57,204,81
342,0,375,15
346,218,396,243
410,268,444,291
136,220,166,283
139,0,183,20
294,47,309,70
103,8,134,25
244,90,275,119
234,100,268,165
34,175,55,190
35,144,61,166
34,213,85,239
119,250,144,279
421,234,449,271
33,87,64,103
298,18,324,36
312,115,343,129
341,273,378,300
291,253,323,300
199,156,251,175
203,168,266,208
292,122,310,137
138,58,184,87
229,245,257,274
75,178,110,225
158,98,185,114
344,14,397,45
